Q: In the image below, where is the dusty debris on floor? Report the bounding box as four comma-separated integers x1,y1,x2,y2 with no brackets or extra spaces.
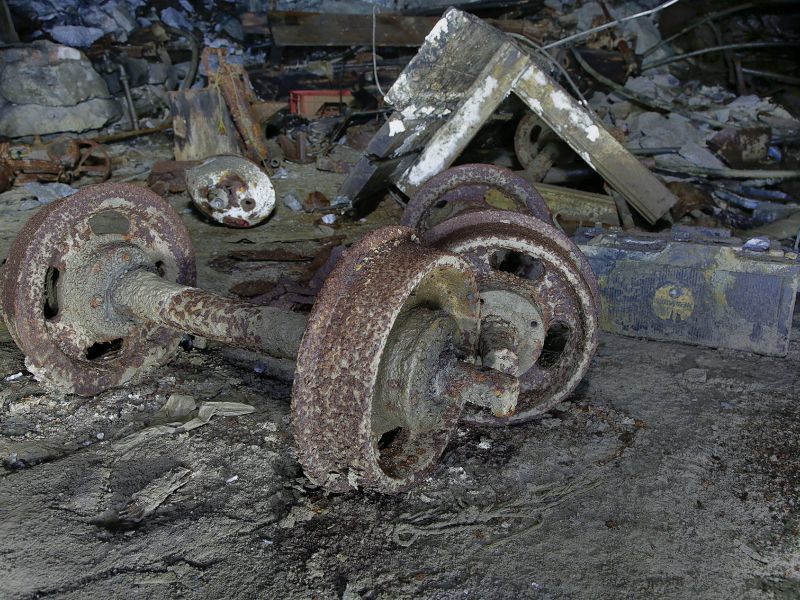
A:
1,0,799,598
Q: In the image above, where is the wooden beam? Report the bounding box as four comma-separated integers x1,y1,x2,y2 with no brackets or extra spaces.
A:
240,12,438,47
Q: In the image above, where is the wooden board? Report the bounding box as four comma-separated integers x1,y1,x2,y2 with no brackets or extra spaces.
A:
241,12,438,47
169,88,243,161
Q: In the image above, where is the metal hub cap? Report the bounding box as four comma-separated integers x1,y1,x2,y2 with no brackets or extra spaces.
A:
0,183,196,395
423,209,600,425
186,155,275,228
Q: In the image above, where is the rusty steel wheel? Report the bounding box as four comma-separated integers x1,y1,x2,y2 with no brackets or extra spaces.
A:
423,210,600,425
0,183,196,395
292,227,483,493
514,113,560,170
401,164,551,233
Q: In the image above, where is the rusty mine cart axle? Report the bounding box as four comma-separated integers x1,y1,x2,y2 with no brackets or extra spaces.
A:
0,171,600,493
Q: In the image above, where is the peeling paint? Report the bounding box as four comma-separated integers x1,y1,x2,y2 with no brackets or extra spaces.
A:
406,76,500,187
388,119,407,136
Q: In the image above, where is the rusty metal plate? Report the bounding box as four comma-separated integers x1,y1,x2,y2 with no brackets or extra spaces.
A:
292,226,481,493
186,155,275,228
401,164,551,233
424,209,600,425
0,183,196,396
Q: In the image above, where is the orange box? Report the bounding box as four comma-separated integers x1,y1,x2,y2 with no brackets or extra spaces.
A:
289,89,353,117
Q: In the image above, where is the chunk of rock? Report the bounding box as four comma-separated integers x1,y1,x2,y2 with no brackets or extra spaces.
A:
0,41,121,137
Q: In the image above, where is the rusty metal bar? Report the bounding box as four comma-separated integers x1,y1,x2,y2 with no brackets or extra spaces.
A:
112,269,308,360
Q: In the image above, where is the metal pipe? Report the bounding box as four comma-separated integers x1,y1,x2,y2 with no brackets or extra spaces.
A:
111,269,308,360
118,63,139,130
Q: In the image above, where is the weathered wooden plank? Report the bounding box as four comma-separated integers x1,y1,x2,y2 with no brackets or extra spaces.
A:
169,88,243,161
514,63,676,224
241,11,438,47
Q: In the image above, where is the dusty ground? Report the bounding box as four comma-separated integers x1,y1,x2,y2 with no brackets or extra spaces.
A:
0,136,798,599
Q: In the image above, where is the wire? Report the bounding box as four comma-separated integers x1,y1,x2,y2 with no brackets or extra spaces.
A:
569,47,730,129
372,6,386,98
642,2,755,58
643,41,800,71
509,33,590,107
654,165,800,179
541,0,682,50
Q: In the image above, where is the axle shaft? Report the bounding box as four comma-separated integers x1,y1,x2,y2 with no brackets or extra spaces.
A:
112,269,308,360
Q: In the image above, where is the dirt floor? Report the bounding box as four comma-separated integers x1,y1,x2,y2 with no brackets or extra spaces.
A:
1,136,799,599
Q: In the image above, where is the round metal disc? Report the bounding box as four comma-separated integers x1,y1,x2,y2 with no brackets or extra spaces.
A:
424,209,600,425
292,226,481,493
514,113,560,170
401,164,551,234
0,183,196,396
187,154,275,228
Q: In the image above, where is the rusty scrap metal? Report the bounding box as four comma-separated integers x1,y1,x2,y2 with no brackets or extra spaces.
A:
422,209,600,425
0,183,195,396
576,226,800,356
292,226,485,493
2,183,534,493
401,164,552,233
0,139,111,191
203,48,270,166
186,155,275,228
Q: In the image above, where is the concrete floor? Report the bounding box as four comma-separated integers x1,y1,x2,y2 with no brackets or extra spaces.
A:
0,136,798,599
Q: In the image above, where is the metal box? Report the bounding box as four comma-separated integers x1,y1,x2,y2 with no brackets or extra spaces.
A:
576,227,800,356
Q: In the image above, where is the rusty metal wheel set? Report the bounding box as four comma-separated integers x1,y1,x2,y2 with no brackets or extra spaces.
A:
0,166,598,493
404,164,600,425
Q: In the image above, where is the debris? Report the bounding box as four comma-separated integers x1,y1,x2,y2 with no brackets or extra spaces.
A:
159,394,197,420
338,9,676,224
290,89,353,118
23,182,78,205
176,401,256,433
146,159,199,195
113,467,193,525
203,47,270,165
241,11,438,47
282,192,304,213
169,88,243,161
0,138,111,191
186,155,276,228
576,226,800,355
708,127,772,168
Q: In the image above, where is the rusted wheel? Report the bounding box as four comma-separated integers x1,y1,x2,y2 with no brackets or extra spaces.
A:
0,183,195,395
514,113,560,170
423,210,600,425
401,164,551,233
292,227,484,493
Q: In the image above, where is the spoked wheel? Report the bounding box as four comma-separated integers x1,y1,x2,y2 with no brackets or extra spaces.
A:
0,183,195,395
423,210,600,425
401,164,551,233
514,113,561,170
292,226,488,493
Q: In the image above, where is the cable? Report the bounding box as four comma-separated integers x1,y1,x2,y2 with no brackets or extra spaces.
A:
643,41,800,71
642,2,755,58
509,33,590,107
372,6,386,98
541,0,682,51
